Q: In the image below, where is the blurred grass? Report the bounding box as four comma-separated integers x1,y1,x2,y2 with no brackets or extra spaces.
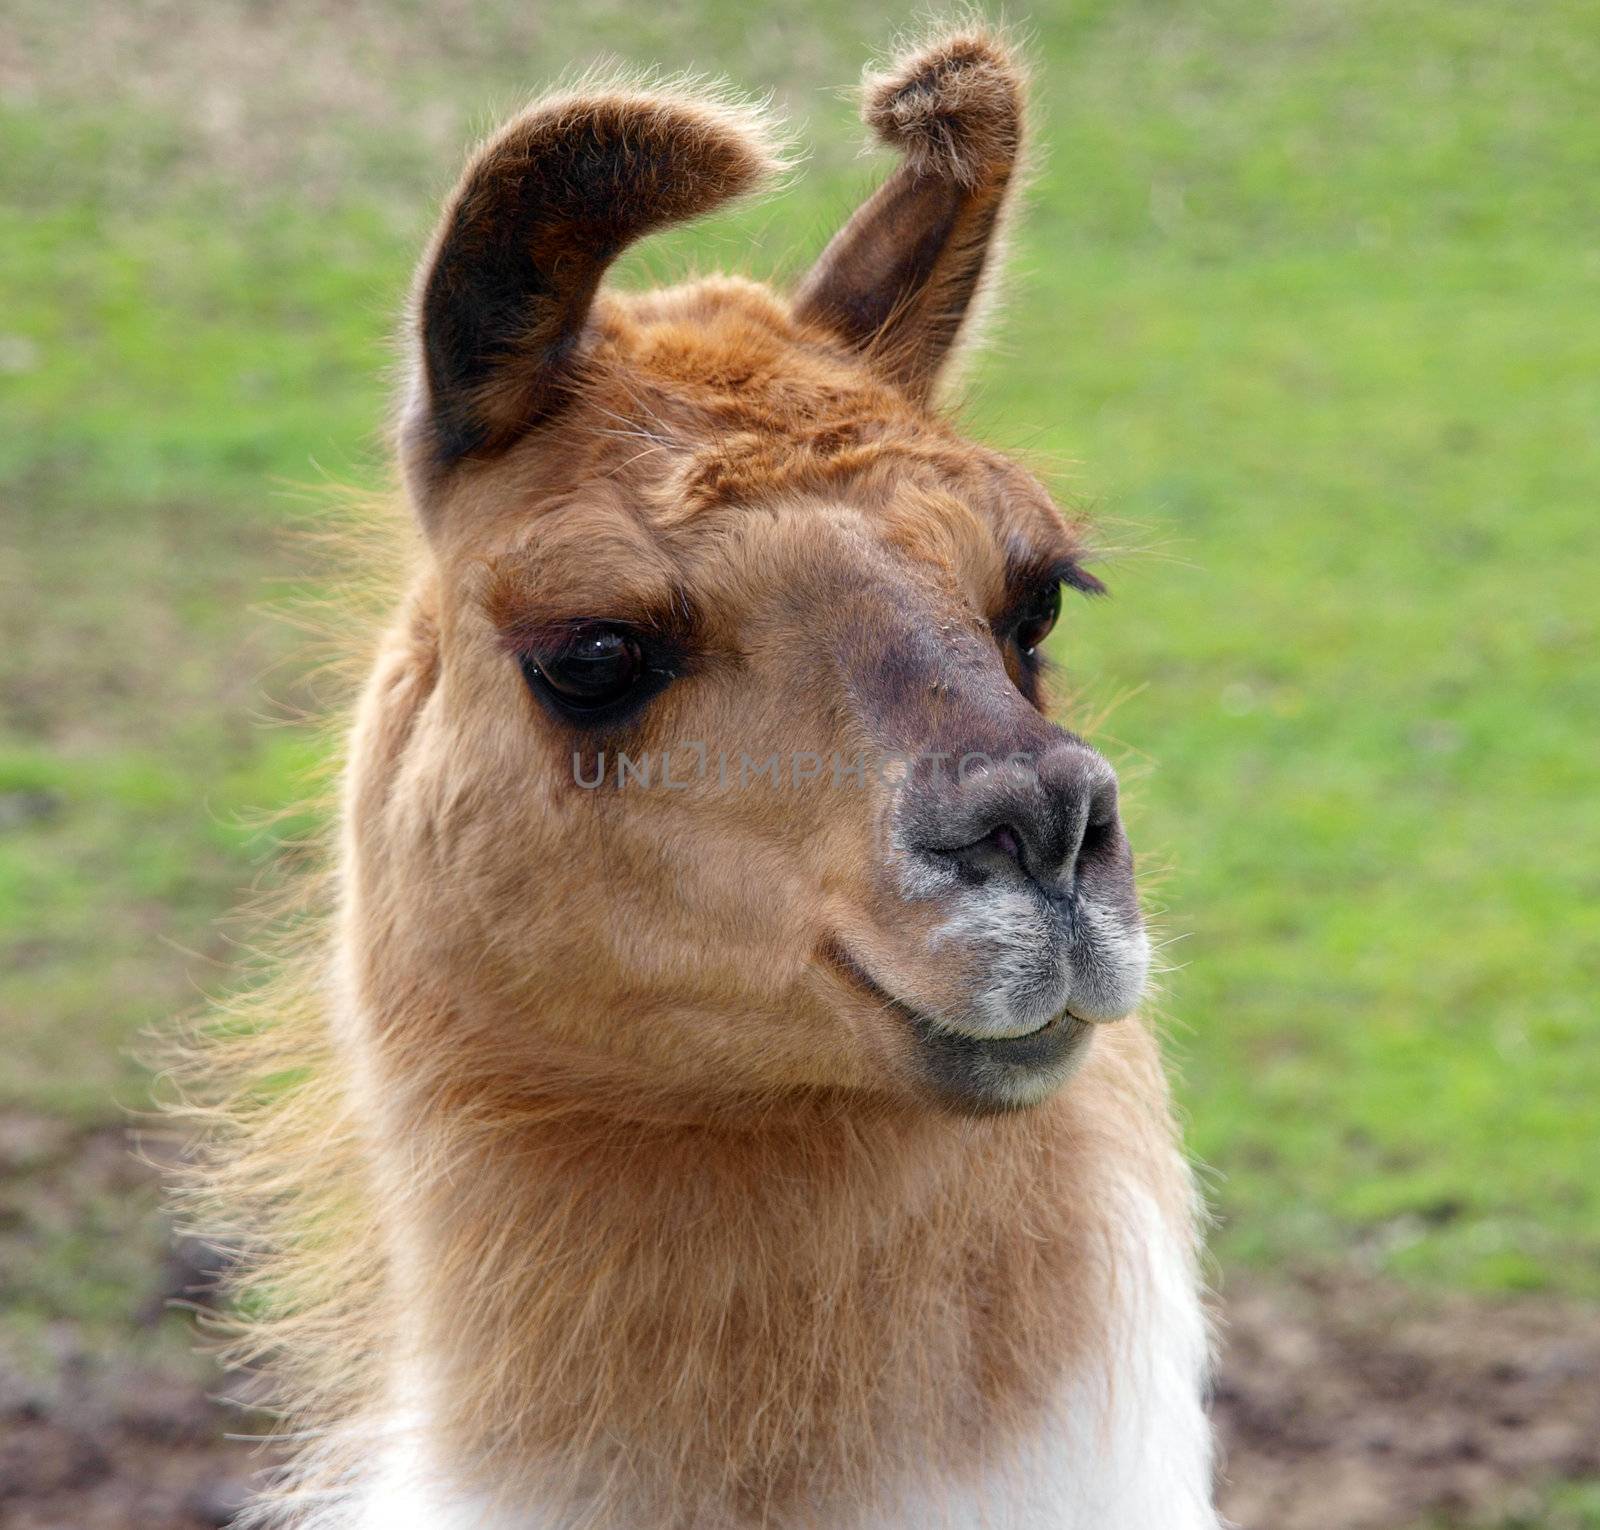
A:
0,0,1594,1478
1420,1484,1600,1530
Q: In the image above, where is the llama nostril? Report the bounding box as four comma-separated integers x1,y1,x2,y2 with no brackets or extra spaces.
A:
915,743,1121,894
989,824,1024,867
1077,805,1116,869
931,821,1030,886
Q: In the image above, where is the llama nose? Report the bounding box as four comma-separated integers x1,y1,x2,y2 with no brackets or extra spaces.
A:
914,742,1121,895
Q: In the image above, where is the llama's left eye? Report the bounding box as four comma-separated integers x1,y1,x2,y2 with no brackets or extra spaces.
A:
1014,582,1061,655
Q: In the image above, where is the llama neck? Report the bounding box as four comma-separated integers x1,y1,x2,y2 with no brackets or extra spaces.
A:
350,1014,1199,1527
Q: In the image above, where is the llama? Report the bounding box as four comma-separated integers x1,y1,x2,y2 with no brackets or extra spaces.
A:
180,24,1219,1530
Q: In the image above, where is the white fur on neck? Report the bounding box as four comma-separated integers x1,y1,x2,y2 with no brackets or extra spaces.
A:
327,1171,1217,1530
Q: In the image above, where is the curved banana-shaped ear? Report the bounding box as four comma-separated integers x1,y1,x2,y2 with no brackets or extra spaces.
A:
406,84,783,477
794,28,1026,403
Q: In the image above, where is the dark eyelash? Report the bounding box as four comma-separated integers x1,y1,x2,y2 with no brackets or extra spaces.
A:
1058,560,1106,597
493,582,703,661
993,558,1102,636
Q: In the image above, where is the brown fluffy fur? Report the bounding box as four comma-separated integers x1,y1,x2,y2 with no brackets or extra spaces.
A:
171,24,1200,1528
795,24,1026,402
863,26,1025,187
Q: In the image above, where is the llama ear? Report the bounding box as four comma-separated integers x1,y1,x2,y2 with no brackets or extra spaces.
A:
793,29,1026,403
407,84,783,475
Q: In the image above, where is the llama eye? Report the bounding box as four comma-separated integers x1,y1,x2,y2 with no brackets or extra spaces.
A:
1014,582,1061,656
527,625,645,711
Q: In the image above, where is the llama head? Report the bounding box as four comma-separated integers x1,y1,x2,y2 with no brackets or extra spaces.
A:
356,27,1149,1117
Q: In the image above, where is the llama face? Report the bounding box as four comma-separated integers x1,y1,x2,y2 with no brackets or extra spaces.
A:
350,36,1147,1113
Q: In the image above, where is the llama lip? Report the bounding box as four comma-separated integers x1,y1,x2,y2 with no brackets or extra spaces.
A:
823,939,1058,1037
822,940,1094,1110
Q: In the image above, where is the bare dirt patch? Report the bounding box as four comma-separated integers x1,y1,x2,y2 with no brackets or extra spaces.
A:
0,1371,250,1530
1215,1272,1600,1528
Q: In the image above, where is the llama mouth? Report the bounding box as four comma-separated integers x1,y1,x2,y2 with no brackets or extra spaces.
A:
822,940,1094,1111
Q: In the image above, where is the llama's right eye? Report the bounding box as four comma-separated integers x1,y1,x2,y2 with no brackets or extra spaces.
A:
526,625,646,712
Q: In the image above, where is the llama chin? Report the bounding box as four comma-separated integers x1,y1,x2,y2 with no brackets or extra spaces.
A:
177,22,1221,1530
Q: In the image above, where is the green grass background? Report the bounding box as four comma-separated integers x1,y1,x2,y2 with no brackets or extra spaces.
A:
1,0,1595,1520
